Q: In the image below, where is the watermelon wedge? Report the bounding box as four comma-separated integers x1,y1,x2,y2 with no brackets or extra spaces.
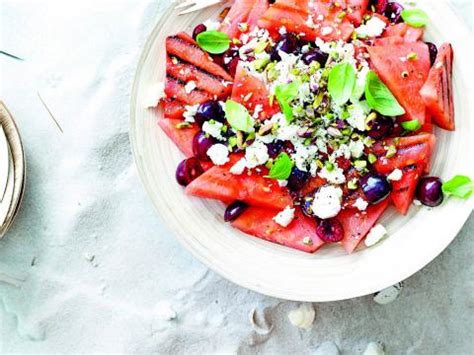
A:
247,0,270,30
165,76,213,105
367,42,430,124
166,33,233,82
232,207,325,253
338,199,390,253
258,0,354,42
185,161,293,209
220,0,258,40
158,119,200,158
231,62,280,120
166,56,232,98
390,164,423,214
420,43,455,131
345,0,370,26
370,134,435,174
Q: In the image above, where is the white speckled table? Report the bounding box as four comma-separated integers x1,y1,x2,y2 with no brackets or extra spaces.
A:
0,1,472,353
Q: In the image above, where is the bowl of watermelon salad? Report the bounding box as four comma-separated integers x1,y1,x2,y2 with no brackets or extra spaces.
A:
130,0,473,301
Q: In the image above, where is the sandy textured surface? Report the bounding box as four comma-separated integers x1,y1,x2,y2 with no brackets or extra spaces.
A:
0,0,472,353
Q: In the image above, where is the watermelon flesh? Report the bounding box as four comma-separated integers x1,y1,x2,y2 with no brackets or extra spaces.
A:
232,207,325,253
185,160,293,209
246,0,270,30
220,0,258,40
420,43,455,131
165,76,213,105
345,0,370,26
231,62,280,120
367,42,430,124
162,98,186,119
339,199,390,253
158,119,199,158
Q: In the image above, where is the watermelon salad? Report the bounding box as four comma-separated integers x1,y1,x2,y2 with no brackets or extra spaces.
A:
147,0,467,254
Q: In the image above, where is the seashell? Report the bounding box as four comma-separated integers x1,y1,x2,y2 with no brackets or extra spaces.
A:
287,303,315,329
249,307,273,335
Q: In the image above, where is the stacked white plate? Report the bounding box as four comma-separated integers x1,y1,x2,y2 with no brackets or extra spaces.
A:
0,102,25,239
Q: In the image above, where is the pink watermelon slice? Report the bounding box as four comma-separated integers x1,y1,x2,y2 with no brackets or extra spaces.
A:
338,199,390,253
158,119,199,158
367,42,430,124
232,207,325,253
231,62,280,120
220,0,258,40
390,164,424,214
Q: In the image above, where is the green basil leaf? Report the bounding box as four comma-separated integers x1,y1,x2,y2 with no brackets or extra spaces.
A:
442,175,474,199
328,62,356,105
401,119,421,131
275,82,300,122
224,100,255,133
401,9,429,28
267,152,293,180
196,31,230,54
365,71,406,116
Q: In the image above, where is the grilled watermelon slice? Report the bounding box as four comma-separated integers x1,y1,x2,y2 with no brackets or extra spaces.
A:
370,134,435,174
339,199,390,253
185,160,293,209
420,43,455,131
158,119,199,157
367,42,430,124
247,0,271,30
166,33,233,82
231,62,280,120
345,0,370,26
232,207,324,253
162,98,186,119
258,0,354,41
165,76,213,105
220,0,258,40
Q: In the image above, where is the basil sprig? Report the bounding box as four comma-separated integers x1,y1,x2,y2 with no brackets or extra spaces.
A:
328,62,356,106
401,9,429,28
365,71,405,116
196,31,230,54
442,175,474,199
267,152,293,180
224,100,255,133
401,119,421,131
275,82,300,122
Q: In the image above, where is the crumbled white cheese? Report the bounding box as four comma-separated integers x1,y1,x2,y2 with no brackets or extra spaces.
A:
364,224,387,247
356,16,387,38
183,104,199,122
278,26,287,35
373,282,403,305
348,140,365,159
184,80,197,93
413,199,422,206
245,141,269,168
312,185,343,219
387,168,403,181
347,101,370,131
229,158,246,175
273,206,295,227
206,144,229,166
202,120,225,141
144,82,166,108
292,142,318,172
253,104,263,119
203,19,221,31
278,180,288,187
318,166,346,185
363,342,385,355
321,26,333,36
354,197,369,212
287,303,315,330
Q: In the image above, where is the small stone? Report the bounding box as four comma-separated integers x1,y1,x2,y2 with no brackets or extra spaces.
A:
363,341,385,355
313,341,340,355
373,282,403,305
288,303,315,329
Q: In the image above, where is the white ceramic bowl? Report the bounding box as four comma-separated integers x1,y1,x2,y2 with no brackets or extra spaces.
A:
130,1,473,301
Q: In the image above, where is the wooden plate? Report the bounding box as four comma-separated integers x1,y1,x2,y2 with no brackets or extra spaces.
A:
130,1,473,301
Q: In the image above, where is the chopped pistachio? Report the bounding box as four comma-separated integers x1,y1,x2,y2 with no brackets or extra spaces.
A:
316,159,324,169
354,160,367,169
386,144,397,158
176,122,192,129
407,52,418,60
313,92,324,108
365,112,377,130
348,178,358,190
337,11,347,19
254,41,268,54
325,161,335,171
368,153,377,164
253,57,269,71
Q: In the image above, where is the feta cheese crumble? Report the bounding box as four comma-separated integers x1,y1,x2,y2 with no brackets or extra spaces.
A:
202,120,225,141
144,82,165,108
229,158,246,175
356,16,387,38
353,197,368,212
206,144,229,166
387,168,403,181
318,166,346,185
347,101,370,131
203,19,221,31
273,206,295,227
245,141,269,168
364,224,387,247
312,185,343,219
184,81,197,93
183,104,199,122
